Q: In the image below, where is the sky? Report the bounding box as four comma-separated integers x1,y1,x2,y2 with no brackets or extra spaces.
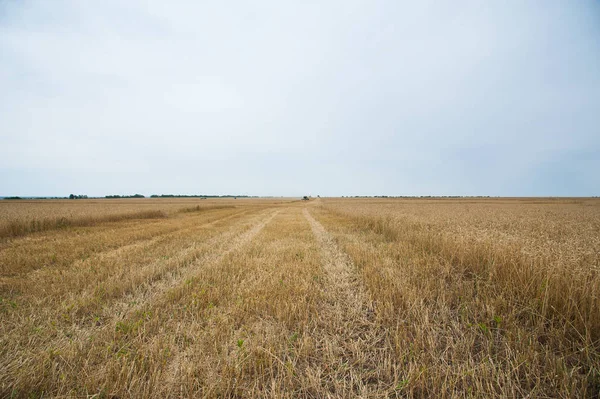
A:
1,1,599,197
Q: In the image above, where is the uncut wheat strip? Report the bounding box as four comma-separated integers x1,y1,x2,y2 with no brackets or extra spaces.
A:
2,212,245,299
0,207,248,279
2,207,270,337
0,209,277,393
0,215,165,249
302,208,393,395
0,214,173,262
19,208,253,298
0,203,237,241
0,207,257,336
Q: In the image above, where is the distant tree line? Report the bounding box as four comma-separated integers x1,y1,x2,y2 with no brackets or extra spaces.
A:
105,194,145,199
149,194,254,198
340,195,493,198
2,196,70,200
69,194,88,199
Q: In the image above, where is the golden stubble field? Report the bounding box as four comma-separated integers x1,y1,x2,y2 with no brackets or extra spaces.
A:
0,197,599,398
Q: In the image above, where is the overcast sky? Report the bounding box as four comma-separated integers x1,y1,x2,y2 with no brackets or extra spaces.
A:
1,1,599,197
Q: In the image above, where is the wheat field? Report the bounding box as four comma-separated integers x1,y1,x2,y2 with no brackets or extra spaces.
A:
0,197,599,398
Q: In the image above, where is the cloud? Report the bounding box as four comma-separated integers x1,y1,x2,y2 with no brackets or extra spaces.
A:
1,0,599,196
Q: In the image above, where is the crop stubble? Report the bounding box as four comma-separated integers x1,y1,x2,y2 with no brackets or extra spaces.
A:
0,197,598,397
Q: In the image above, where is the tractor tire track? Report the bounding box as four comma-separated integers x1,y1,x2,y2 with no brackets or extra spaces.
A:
303,208,390,395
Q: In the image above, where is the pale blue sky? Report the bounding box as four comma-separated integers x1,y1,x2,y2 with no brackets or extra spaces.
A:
1,1,599,197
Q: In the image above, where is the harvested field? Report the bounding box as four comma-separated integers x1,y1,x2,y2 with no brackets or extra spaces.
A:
0,198,286,239
1,197,599,397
